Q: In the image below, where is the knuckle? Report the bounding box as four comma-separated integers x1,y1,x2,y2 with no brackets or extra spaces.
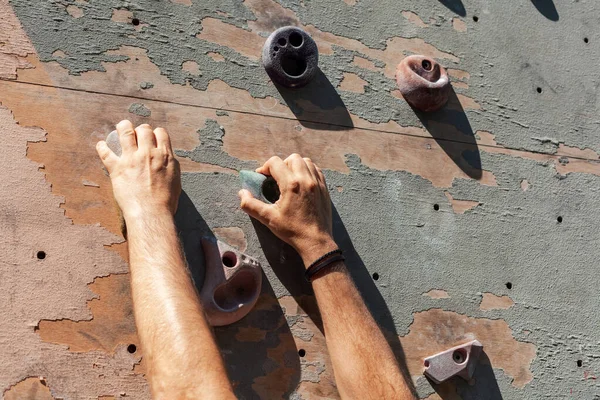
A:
290,153,302,160
287,178,300,191
137,123,153,130
306,180,318,190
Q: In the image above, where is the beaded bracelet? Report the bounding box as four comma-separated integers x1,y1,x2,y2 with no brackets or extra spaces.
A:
305,249,345,282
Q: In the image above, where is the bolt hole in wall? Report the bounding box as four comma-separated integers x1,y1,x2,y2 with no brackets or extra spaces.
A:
584,37,589,43
557,216,563,223
506,282,513,289
537,87,543,94
298,349,306,357
472,15,479,22
577,360,583,367
433,204,440,211
37,251,46,260
222,252,237,268
131,18,140,26
372,272,379,281
127,344,137,354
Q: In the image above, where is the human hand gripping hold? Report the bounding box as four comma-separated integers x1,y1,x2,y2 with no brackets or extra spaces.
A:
238,154,338,268
96,120,181,220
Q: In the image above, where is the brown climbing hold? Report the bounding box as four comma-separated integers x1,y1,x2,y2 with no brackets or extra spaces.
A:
395,55,450,112
200,238,262,326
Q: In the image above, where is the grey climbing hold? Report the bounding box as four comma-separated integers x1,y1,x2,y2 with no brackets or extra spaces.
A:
239,170,280,204
261,26,318,88
106,130,122,156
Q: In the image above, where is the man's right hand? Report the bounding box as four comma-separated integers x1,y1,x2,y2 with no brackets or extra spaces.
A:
238,154,338,266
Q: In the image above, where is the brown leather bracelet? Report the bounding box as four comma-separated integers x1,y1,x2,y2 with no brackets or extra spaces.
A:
305,250,345,282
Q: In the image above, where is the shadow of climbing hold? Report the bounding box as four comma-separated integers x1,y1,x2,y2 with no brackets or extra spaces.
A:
200,238,263,326
396,55,450,112
424,340,483,384
262,26,319,88
531,0,559,21
437,0,466,16
240,170,280,204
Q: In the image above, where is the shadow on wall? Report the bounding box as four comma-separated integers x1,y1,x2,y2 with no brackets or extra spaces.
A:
430,351,504,399
175,191,302,398
252,205,418,397
437,0,466,17
275,69,354,131
414,87,483,181
531,0,559,21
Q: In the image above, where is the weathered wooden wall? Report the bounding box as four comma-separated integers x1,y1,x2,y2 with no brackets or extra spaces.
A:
1,0,599,398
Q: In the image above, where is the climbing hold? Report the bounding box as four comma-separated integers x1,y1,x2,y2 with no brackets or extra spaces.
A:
239,170,280,204
200,238,263,326
106,130,122,156
395,55,450,112
262,26,319,88
423,340,483,384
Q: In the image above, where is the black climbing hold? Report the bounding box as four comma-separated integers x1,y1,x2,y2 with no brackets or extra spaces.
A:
262,26,318,88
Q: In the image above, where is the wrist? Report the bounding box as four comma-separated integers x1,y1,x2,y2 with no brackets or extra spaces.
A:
296,235,338,268
122,205,174,225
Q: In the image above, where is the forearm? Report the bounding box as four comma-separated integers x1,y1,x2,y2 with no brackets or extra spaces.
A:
308,251,416,399
126,210,234,399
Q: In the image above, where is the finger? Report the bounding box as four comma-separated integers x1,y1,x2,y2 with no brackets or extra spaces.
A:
315,165,327,185
135,124,156,151
116,120,137,153
238,189,275,225
154,127,173,154
284,153,312,179
255,156,290,186
303,157,319,181
96,141,118,172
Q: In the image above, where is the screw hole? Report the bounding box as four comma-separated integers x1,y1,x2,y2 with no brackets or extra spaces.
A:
37,251,46,260
577,360,583,367
584,37,589,43
557,216,563,223
273,46,279,52
472,16,479,22
372,273,379,281
298,349,306,357
289,31,304,47
132,18,140,26
506,282,513,290
222,251,237,268
421,59,433,71
277,37,287,47
452,350,466,364
127,344,137,354
433,204,440,211
537,87,542,94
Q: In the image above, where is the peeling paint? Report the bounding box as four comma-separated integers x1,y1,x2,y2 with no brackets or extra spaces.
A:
480,293,515,311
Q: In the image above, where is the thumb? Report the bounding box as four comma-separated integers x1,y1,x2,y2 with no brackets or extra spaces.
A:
238,189,275,225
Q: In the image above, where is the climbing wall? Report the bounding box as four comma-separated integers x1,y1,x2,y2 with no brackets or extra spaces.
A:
1,0,597,398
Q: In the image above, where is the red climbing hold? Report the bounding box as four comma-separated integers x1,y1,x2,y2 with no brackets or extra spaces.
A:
395,55,450,112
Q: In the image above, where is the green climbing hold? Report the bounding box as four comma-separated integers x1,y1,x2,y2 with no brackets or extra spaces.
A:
239,170,280,204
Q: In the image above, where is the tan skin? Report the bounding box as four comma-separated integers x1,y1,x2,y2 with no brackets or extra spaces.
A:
97,121,416,400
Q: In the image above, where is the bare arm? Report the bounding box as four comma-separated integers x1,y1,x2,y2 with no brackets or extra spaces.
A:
239,154,416,400
97,121,234,400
